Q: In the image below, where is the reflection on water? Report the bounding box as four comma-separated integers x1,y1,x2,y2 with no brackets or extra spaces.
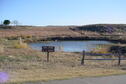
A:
29,41,113,52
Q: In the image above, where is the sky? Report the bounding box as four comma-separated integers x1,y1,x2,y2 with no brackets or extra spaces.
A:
0,0,126,26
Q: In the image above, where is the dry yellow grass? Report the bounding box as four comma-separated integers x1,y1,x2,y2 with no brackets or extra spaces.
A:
1,39,126,84
13,38,28,49
7,67,126,83
0,44,4,53
1,51,126,84
13,42,28,48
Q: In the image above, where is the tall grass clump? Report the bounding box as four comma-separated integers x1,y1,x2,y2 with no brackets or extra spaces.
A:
0,44,4,53
14,37,28,48
90,45,109,54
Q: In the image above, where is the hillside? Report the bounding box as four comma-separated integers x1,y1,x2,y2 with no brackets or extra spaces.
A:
71,24,126,33
0,24,126,42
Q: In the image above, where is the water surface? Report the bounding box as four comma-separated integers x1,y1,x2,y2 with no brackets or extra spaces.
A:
29,41,112,52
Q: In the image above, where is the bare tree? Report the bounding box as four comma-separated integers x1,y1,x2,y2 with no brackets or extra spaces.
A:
0,21,3,25
12,20,19,26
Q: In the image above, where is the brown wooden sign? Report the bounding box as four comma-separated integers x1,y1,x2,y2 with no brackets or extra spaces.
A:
42,46,55,52
42,46,55,62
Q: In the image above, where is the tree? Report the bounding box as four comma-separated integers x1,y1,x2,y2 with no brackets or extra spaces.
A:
12,20,19,26
3,20,10,25
0,21,3,25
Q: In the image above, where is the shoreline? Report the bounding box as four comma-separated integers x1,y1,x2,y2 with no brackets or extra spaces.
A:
24,36,126,44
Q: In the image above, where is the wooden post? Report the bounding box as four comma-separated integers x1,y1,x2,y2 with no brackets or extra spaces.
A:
81,50,85,65
118,53,121,66
47,52,49,62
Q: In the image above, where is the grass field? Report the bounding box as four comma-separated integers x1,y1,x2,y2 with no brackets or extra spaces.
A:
0,39,126,84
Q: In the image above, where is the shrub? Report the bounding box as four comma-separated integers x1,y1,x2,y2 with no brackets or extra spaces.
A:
14,42,28,48
26,35,32,38
109,46,126,55
3,20,10,25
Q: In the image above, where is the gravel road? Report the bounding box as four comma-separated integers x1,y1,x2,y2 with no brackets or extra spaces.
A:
25,75,126,84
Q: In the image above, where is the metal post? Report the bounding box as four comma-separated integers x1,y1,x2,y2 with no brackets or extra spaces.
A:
81,50,85,65
47,52,49,62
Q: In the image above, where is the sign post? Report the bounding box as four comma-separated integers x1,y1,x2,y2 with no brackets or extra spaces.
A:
118,52,121,66
81,50,85,65
42,46,55,62
47,51,49,62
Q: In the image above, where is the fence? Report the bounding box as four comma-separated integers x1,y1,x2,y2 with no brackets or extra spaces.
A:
81,50,126,66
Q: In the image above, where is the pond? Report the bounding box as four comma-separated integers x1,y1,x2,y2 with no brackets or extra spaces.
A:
29,41,113,52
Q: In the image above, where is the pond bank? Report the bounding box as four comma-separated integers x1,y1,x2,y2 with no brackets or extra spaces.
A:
23,36,126,44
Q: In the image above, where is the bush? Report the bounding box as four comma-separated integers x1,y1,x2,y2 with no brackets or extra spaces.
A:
109,46,126,55
3,20,10,25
